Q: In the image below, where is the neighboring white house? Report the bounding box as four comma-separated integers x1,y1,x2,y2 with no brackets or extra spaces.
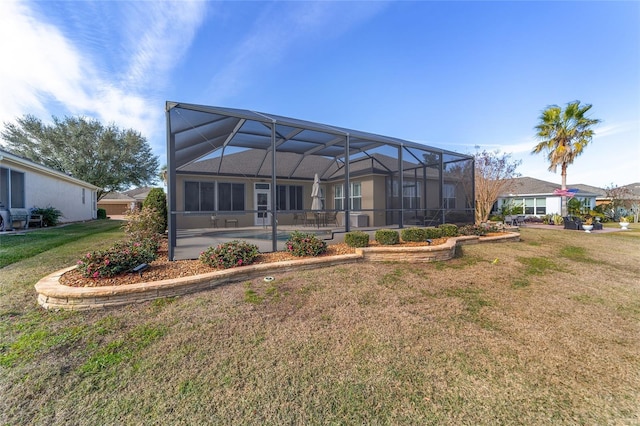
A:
495,177,606,217
0,149,99,223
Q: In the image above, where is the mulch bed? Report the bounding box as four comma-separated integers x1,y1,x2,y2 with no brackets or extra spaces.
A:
59,237,451,288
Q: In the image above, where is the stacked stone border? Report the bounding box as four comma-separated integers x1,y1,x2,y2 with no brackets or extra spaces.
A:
35,233,520,310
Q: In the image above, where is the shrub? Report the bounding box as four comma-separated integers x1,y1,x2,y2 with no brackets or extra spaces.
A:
143,188,167,232
458,224,489,236
424,227,443,239
375,229,399,245
97,208,107,219
123,207,164,242
438,223,459,237
344,231,369,247
286,231,327,257
77,239,159,278
199,240,260,269
31,206,62,227
400,227,427,242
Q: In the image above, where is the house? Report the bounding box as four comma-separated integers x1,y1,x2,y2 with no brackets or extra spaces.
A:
166,103,475,259
0,148,99,228
97,187,154,217
495,177,606,216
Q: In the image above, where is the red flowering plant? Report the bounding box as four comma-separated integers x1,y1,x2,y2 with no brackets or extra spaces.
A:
76,239,159,278
199,240,260,269
285,231,327,257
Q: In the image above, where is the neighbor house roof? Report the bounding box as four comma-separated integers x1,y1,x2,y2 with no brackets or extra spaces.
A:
620,182,640,199
500,177,603,197
0,148,100,190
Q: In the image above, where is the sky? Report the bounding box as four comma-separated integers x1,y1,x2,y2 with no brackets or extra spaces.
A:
1,0,639,189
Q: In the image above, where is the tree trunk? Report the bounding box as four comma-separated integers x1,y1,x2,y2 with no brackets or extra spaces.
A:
561,163,568,216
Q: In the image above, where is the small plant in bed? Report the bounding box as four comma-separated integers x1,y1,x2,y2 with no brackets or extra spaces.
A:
345,231,369,247
199,240,260,268
375,229,400,245
77,238,159,278
400,227,428,242
286,231,327,256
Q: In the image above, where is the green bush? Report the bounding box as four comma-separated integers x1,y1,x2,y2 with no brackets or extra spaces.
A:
438,223,459,237
77,239,159,278
123,207,164,242
199,240,260,269
31,206,62,227
286,231,327,257
424,227,443,239
400,227,427,242
143,188,167,232
97,208,107,219
344,231,369,247
375,229,399,245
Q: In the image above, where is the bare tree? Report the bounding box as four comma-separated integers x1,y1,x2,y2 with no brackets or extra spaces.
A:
474,148,521,223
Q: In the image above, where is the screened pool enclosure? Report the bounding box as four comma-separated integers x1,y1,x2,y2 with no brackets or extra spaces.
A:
166,102,474,260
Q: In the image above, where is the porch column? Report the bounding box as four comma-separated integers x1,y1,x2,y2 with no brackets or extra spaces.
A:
166,106,177,261
344,133,350,233
270,121,278,252
399,145,404,228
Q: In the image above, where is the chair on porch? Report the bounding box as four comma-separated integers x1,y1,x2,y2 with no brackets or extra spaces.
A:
325,211,339,227
304,212,317,227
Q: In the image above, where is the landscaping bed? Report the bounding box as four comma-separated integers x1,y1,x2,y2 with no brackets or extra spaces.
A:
58,238,448,288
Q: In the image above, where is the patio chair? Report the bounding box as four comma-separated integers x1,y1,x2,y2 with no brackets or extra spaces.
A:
325,211,339,227
304,212,317,227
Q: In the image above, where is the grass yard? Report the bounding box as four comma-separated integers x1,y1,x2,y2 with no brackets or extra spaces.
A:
1,223,639,424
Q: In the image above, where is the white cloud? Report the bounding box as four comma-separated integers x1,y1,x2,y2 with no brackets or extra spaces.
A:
0,0,207,156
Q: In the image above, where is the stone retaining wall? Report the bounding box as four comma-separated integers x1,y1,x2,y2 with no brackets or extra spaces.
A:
35,233,519,310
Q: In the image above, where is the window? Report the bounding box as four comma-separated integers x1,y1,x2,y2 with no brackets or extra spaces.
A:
403,181,421,209
10,170,25,208
334,182,361,211
218,182,244,211
443,184,455,209
351,182,361,210
82,188,86,204
0,167,8,207
334,184,344,210
524,198,535,215
535,198,546,215
184,181,215,211
276,185,303,210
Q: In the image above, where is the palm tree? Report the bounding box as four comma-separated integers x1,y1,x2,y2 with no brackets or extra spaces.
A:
532,101,601,216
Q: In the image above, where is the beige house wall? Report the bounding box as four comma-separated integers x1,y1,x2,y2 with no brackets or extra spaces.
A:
176,174,319,229
6,163,97,222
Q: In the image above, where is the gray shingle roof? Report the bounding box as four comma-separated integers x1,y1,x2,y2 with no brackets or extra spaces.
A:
501,177,604,197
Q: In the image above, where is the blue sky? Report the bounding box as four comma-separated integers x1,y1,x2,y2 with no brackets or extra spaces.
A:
1,0,638,188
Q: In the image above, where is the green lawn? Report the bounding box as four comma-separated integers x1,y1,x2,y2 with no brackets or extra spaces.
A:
1,223,639,425
0,220,124,268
